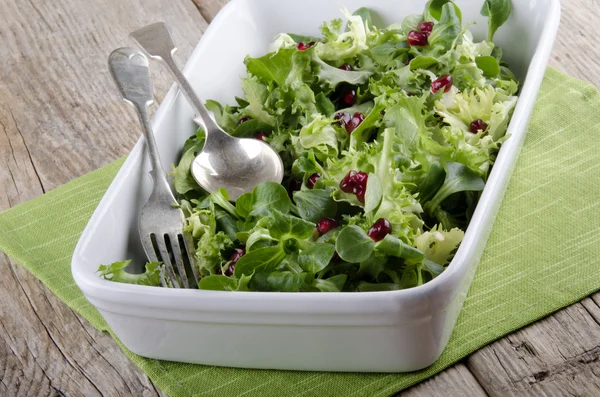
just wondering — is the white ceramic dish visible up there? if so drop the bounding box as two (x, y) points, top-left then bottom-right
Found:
(72, 0), (560, 372)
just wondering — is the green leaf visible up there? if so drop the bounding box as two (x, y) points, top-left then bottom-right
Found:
(269, 210), (315, 240)
(241, 78), (275, 125)
(428, 3), (462, 52)
(298, 243), (336, 273)
(315, 92), (335, 116)
(370, 43), (408, 66)
(352, 7), (372, 27)
(425, 162), (485, 213)
(267, 271), (306, 291)
(250, 182), (292, 218)
(207, 188), (238, 218)
(399, 265), (419, 288)
(234, 245), (286, 277)
(375, 234), (425, 261)
(423, 258), (445, 278)
(198, 275), (238, 291)
(313, 53), (372, 88)
(214, 208), (238, 241)
(426, 0), (462, 22)
(245, 48), (295, 86)
(417, 161), (446, 202)
(364, 173), (383, 214)
(172, 130), (204, 196)
(475, 55), (500, 77)
(401, 14), (423, 34)
(232, 119), (273, 138)
(409, 56), (440, 71)
(481, 0), (512, 42)
(293, 189), (337, 223)
(335, 225), (375, 263)
(313, 274), (347, 292)
(235, 192), (254, 219)
(97, 260), (162, 286)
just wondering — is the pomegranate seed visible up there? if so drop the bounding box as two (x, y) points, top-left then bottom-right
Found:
(344, 112), (365, 134)
(332, 252), (341, 263)
(407, 30), (428, 46)
(354, 184), (366, 203)
(352, 171), (368, 203)
(341, 89), (357, 106)
(297, 41), (315, 51)
(418, 21), (434, 35)
(431, 75), (453, 93)
(352, 171), (368, 186)
(238, 116), (251, 125)
(306, 173), (321, 189)
(340, 170), (357, 193)
(255, 132), (269, 141)
(338, 63), (352, 71)
(469, 119), (489, 134)
(224, 248), (245, 276)
(368, 218), (392, 242)
(334, 112), (351, 126)
(316, 217), (338, 235)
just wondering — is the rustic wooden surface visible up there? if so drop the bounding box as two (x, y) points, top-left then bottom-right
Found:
(0, 0), (599, 395)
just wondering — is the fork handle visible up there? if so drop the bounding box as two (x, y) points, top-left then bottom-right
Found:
(135, 104), (173, 197)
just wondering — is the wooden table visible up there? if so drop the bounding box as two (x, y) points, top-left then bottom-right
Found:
(1, 0), (599, 395)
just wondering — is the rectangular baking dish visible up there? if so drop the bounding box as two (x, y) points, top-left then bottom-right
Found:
(72, 0), (560, 372)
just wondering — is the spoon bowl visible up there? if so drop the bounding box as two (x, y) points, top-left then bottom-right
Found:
(130, 22), (284, 200)
(191, 133), (284, 200)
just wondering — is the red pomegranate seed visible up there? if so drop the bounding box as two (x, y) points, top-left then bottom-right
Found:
(344, 112), (365, 134)
(469, 119), (489, 134)
(238, 116), (251, 125)
(368, 218), (392, 242)
(338, 63), (352, 71)
(306, 173), (321, 189)
(354, 184), (366, 203)
(331, 252), (341, 263)
(431, 75), (453, 93)
(334, 112), (351, 126)
(297, 41), (316, 51)
(407, 30), (428, 46)
(418, 21), (434, 35)
(340, 170), (357, 193)
(352, 171), (368, 186)
(255, 132), (269, 141)
(342, 89), (357, 106)
(316, 217), (338, 235)
(225, 248), (246, 276)
(352, 171), (368, 203)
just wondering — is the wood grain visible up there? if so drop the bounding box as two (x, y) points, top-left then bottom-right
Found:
(0, 0), (206, 395)
(0, 0), (599, 396)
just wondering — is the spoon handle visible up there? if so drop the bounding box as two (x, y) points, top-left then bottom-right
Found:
(108, 47), (172, 196)
(130, 22), (224, 138)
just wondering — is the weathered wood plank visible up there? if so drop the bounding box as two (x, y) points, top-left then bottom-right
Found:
(467, 302), (600, 396)
(0, 0), (207, 395)
(548, 0), (600, 88)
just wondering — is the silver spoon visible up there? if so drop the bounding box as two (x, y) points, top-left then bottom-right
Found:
(130, 22), (284, 201)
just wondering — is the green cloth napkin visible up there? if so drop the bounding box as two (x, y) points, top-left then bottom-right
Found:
(1, 67), (599, 396)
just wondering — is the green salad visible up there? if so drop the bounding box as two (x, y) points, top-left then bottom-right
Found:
(99, 0), (518, 292)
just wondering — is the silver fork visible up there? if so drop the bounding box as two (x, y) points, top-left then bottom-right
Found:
(108, 47), (199, 288)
